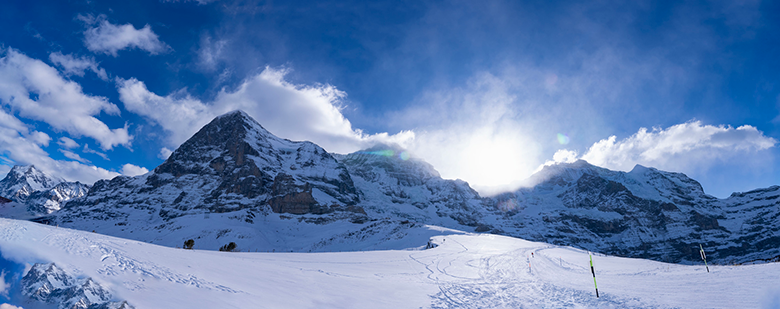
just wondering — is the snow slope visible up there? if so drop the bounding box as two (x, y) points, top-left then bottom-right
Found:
(1, 218), (778, 308)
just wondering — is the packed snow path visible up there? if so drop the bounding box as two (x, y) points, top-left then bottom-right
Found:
(1, 218), (778, 308)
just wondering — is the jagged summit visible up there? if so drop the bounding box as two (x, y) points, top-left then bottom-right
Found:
(58, 109), (363, 232)
(4, 165), (65, 192)
(0, 165), (88, 217)
(1, 165), (65, 202)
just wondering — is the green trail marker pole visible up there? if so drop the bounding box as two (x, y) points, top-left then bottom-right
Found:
(699, 244), (709, 273)
(590, 253), (599, 298)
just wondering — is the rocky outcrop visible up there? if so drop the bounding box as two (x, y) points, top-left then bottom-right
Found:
(0, 165), (89, 216)
(336, 144), (490, 231)
(22, 263), (133, 309)
(490, 160), (780, 264)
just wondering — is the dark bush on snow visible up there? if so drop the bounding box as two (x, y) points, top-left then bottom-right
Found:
(219, 242), (237, 252)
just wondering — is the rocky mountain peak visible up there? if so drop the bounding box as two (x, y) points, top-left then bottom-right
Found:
(6, 165), (64, 190)
(0, 165), (65, 203)
(62, 109), (361, 226)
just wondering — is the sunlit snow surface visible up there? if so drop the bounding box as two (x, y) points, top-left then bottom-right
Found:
(1, 218), (779, 308)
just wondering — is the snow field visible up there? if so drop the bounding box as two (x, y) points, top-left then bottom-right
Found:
(1, 218), (779, 308)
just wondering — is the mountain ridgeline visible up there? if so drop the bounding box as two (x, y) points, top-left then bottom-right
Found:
(0, 165), (89, 218)
(6, 110), (779, 264)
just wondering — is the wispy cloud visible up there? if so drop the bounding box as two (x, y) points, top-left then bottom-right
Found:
(60, 149), (91, 164)
(82, 144), (110, 161)
(0, 270), (8, 298)
(80, 14), (169, 56)
(49, 52), (108, 81)
(57, 137), (79, 149)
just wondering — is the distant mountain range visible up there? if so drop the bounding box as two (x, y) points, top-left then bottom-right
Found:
(3, 110), (778, 264)
(0, 165), (89, 218)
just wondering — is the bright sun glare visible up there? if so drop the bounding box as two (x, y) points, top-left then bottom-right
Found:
(459, 133), (534, 188)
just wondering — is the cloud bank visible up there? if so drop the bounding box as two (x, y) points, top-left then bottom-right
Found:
(0, 48), (131, 150)
(578, 121), (776, 173)
(117, 67), (413, 154)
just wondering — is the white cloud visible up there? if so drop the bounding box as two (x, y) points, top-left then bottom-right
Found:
(81, 14), (169, 56)
(117, 67), (412, 154)
(550, 149), (578, 165)
(60, 149), (90, 164)
(158, 147), (173, 160)
(0, 48), (132, 150)
(82, 144), (110, 161)
(197, 36), (228, 71)
(0, 270), (8, 297)
(120, 163), (149, 176)
(49, 52), (108, 81)
(57, 137), (79, 149)
(0, 304), (23, 309)
(0, 108), (119, 184)
(28, 131), (50, 147)
(578, 121), (776, 172)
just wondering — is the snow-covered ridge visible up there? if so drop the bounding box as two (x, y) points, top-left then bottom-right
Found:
(490, 160), (780, 264)
(22, 262), (133, 309)
(0, 165), (89, 217)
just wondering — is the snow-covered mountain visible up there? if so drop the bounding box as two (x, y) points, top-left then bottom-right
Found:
(40, 111), (432, 252)
(21, 262), (133, 309)
(0, 165), (89, 217)
(490, 160), (780, 264)
(10, 110), (780, 264)
(334, 144), (492, 231)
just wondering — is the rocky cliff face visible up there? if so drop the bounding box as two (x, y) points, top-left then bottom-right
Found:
(490, 160), (780, 264)
(335, 144), (492, 231)
(0, 165), (89, 216)
(60, 110), (362, 221)
(22, 262), (133, 309)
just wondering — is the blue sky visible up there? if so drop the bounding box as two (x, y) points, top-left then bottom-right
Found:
(0, 0), (779, 198)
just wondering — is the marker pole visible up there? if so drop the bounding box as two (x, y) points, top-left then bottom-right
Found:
(699, 244), (709, 273)
(590, 253), (599, 298)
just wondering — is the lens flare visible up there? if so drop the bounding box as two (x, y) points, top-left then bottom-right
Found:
(557, 133), (570, 145)
(363, 149), (411, 161)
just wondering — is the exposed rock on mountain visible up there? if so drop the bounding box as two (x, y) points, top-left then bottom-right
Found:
(335, 144), (491, 231)
(22, 262), (133, 309)
(0, 165), (65, 202)
(42, 110), (379, 251)
(0, 165), (89, 217)
(491, 160), (780, 264)
(62, 110), (362, 220)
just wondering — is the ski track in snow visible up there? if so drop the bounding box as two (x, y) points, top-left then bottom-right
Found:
(414, 237), (653, 309)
